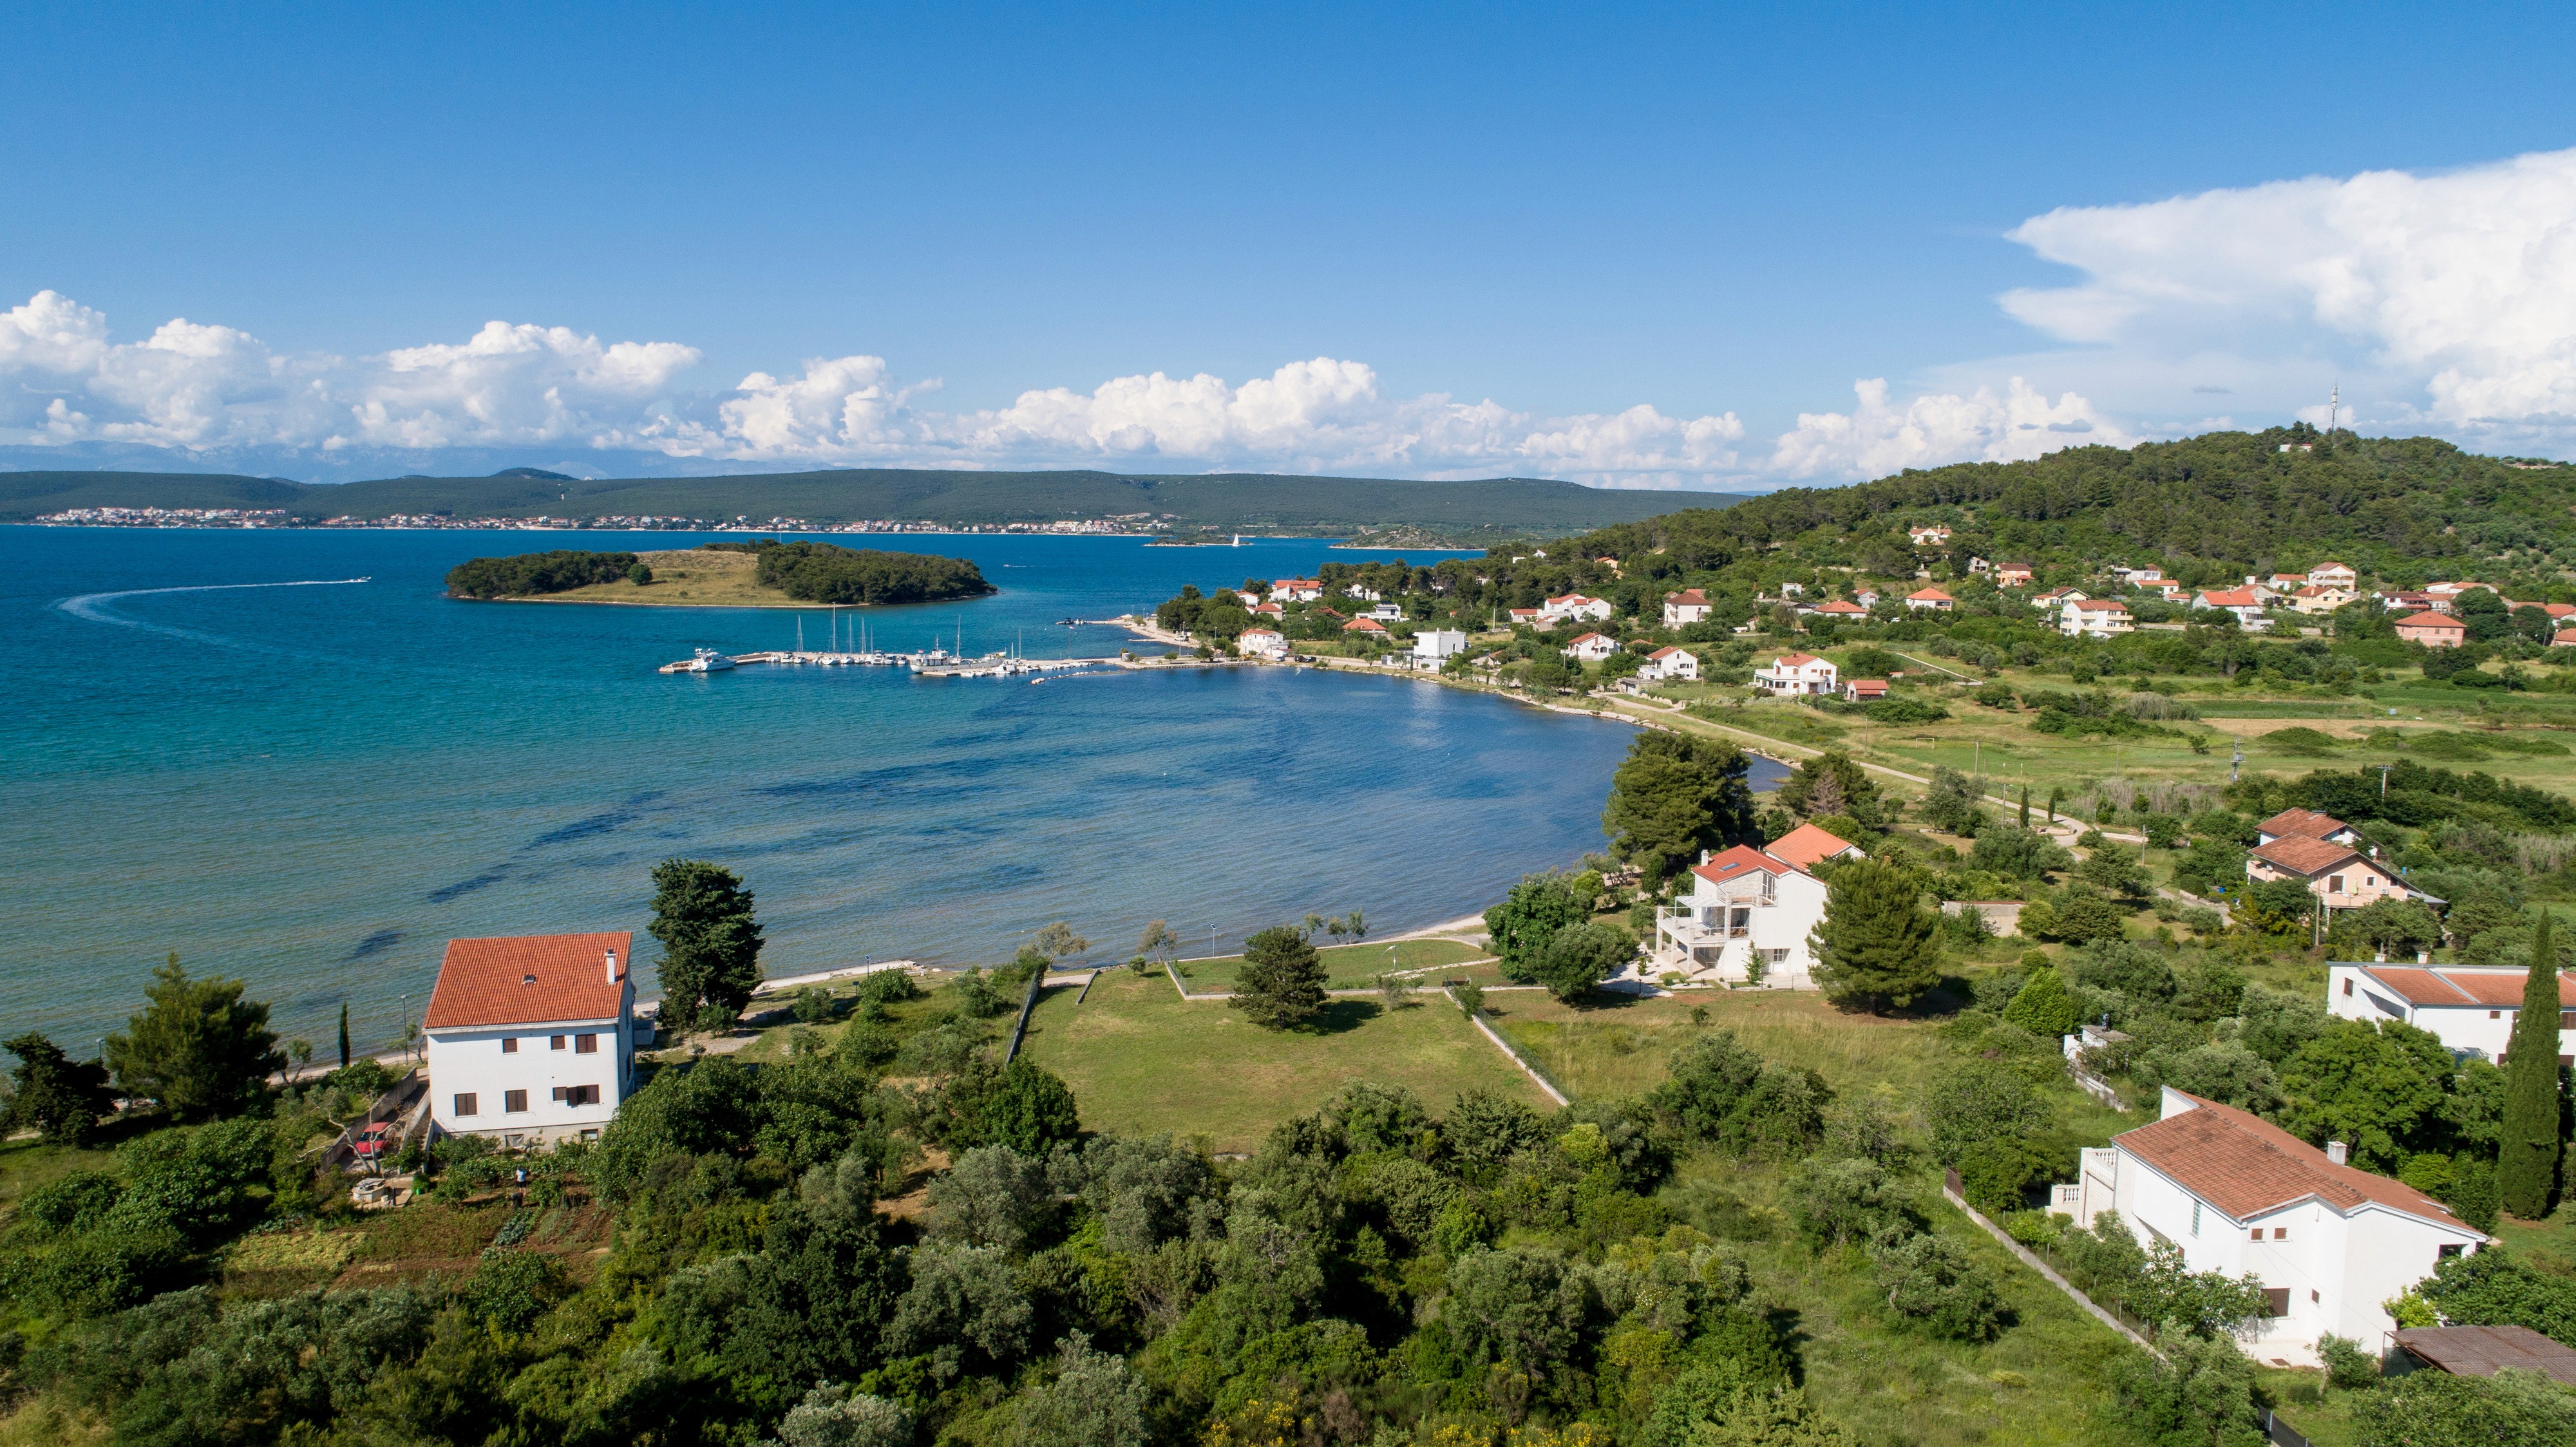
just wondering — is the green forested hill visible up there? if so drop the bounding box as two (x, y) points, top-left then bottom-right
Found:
(1570, 427), (2575, 589)
(0, 466), (1714, 535)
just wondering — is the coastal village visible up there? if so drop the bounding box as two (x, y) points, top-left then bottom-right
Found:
(15, 437), (2576, 1446)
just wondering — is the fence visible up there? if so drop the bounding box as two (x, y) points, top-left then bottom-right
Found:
(1450, 988), (1570, 1106)
(1003, 967), (1049, 1063)
(319, 1070), (426, 1171)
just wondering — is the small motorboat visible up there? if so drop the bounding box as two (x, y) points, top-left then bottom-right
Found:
(683, 648), (735, 673)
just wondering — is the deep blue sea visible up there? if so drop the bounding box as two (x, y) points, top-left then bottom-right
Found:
(5, 526), (1779, 1055)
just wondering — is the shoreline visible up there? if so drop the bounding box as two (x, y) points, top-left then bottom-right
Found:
(470, 591), (996, 610)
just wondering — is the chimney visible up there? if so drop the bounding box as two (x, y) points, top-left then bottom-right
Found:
(2418, 949), (2432, 965)
(605, 947), (619, 983)
(2374, 950), (2387, 963)
(2326, 1141), (2349, 1166)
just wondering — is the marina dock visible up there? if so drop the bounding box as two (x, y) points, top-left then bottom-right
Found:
(658, 648), (1109, 677)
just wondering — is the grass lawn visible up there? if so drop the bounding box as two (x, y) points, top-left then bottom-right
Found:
(0, 1136), (120, 1224)
(1015, 968), (1549, 1153)
(522, 547), (813, 608)
(1486, 990), (1958, 1104)
(1172, 938), (1488, 993)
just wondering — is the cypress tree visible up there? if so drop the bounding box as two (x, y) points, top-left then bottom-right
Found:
(337, 1003), (351, 1070)
(2498, 913), (2564, 1220)
(1811, 858), (1942, 1013)
(2003, 965), (2077, 1036)
(2018, 786), (2031, 830)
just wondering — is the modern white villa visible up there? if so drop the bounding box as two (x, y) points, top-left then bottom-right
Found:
(2056, 1088), (2486, 1368)
(1542, 592), (1615, 623)
(1753, 652), (1838, 695)
(2325, 961), (2576, 1063)
(424, 932), (639, 1146)
(1642, 645), (1698, 681)
(1662, 588), (1713, 627)
(1648, 824), (1860, 987)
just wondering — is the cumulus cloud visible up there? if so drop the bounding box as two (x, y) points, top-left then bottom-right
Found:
(2002, 146), (2576, 431)
(0, 288), (1755, 486)
(1767, 378), (2130, 479)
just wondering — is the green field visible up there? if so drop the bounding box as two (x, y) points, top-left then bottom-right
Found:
(1014, 967), (1549, 1152)
(1171, 937), (1488, 993)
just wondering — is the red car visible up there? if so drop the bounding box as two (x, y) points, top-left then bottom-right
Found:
(352, 1122), (396, 1162)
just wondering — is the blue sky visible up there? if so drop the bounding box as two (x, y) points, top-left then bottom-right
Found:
(8, 3), (2576, 486)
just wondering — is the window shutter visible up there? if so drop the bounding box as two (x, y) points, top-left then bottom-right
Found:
(2262, 1289), (2290, 1318)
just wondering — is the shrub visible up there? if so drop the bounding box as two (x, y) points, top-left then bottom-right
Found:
(1870, 1233), (2007, 1341)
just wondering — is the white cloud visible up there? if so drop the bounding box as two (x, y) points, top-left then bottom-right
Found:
(2002, 147), (2576, 433)
(1768, 378), (2131, 479)
(0, 289), (1756, 485)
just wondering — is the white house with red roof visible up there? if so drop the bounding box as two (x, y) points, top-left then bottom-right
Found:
(1562, 631), (1620, 662)
(1641, 645), (1698, 681)
(1801, 599), (1870, 621)
(1842, 678), (1888, 701)
(2307, 562), (2358, 589)
(2425, 581), (2494, 611)
(2056, 1088), (2486, 1367)
(1908, 524), (1951, 546)
(2031, 586), (2087, 608)
(1237, 627), (1289, 659)
(1269, 578), (1323, 601)
(2192, 588), (2271, 627)
(1662, 589), (1713, 627)
(1342, 617), (1388, 638)
(2060, 597), (2134, 638)
(1650, 825), (1862, 987)
(1752, 652), (1837, 695)
(1508, 607), (1548, 629)
(425, 932), (638, 1146)
(2394, 610), (2468, 648)
(1904, 587), (1954, 612)
(2327, 963), (2576, 1064)
(1542, 592), (1615, 623)
(2288, 583), (2356, 614)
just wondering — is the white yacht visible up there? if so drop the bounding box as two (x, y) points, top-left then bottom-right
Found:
(684, 648), (735, 672)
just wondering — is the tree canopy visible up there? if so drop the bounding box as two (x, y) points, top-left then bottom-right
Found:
(102, 956), (284, 1121)
(650, 859), (766, 1030)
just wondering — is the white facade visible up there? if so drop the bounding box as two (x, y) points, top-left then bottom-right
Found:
(1649, 836), (1850, 988)
(1662, 590), (1713, 627)
(1412, 629), (1468, 665)
(1562, 631), (1620, 662)
(1542, 593), (1615, 623)
(1238, 627), (1289, 659)
(2308, 562), (2358, 588)
(424, 933), (638, 1147)
(2326, 962), (2576, 1063)
(1904, 588), (1955, 611)
(1642, 646), (1698, 681)
(2058, 1089), (2485, 1368)
(1752, 652), (1837, 695)
(2060, 599), (2134, 638)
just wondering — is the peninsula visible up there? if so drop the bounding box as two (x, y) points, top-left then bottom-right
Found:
(444, 540), (996, 607)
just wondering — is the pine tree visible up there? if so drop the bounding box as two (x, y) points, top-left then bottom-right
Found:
(1810, 859), (1942, 1013)
(649, 859), (766, 1030)
(337, 1003), (351, 1070)
(2498, 913), (2564, 1220)
(1231, 925), (1329, 1029)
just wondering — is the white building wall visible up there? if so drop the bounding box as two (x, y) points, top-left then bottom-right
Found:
(428, 1009), (632, 1144)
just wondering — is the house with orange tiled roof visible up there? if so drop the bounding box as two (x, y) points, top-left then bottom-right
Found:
(1650, 825), (1861, 988)
(1996, 563), (2035, 587)
(2192, 587), (2271, 627)
(1802, 599), (1870, 620)
(425, 932), (638, 1146)
(2325, 962), (2576, 1064)
(1342, 616), (1388, 637)
(1542, 592), (1615, 623)
(2394, 610), (2467, 648)
(1904, 586), (1953, 611)
(1752, 651), (1837, 695)
(1641, 645), (1698, 681)
(2055, 1088), (2487, 1368)
(1661, 588), (1713, 627)
(1561, 630), (1620, 662)
(2307, 562), (2358, 588)
(2246, 836), (2422, 909)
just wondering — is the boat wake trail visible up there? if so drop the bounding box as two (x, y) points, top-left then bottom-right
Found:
(55, 577), (372, 648)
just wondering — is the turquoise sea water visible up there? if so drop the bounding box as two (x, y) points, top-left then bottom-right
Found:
(5, 526), (1779, 1055)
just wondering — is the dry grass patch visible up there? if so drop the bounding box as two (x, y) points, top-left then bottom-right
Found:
(1488, 990), (1955, 1102)
(528, 548), (809, 609)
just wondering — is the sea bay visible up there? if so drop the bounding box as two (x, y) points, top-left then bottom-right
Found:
(4, 525), (1781, 1054)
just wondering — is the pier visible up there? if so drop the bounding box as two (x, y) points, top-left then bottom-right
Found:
(658, 648), (1108, 677)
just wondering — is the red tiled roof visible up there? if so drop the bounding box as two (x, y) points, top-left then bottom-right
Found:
(1692, 844), (1792, 884)
(1649, 645), (1689, 658)
(1343, 618), (1386, 632)
(2196, 589), (2263, 607)
(1766, 823), (1857, 869)
(2548, 603), (2576, 619)
(1770, 652), (1823, 668)
(2251, 836), (2365, 876)
(2358, 967), (2479, 1006)
(1812, 600), (1868, 614)
(2386, 968), (2576, 1009)
(2118, 1093), (2473, 1229)
(2396, 610), (2465, 630)
(2072, 599), (2129, 612)
(1566, 631), (1611, 645)
(1907, 587), (1952, 600)
(1846, 679), (1888, 695)
(424, 932), (631, 1029)
(2260, 807), (2350, 840)
(1665, 589), (1710, 605)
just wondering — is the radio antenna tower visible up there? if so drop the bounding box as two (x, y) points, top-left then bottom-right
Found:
(2325, 383), (2340, 440)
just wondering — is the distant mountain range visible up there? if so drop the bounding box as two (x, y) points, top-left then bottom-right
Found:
(0, 466), (1747, 541)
